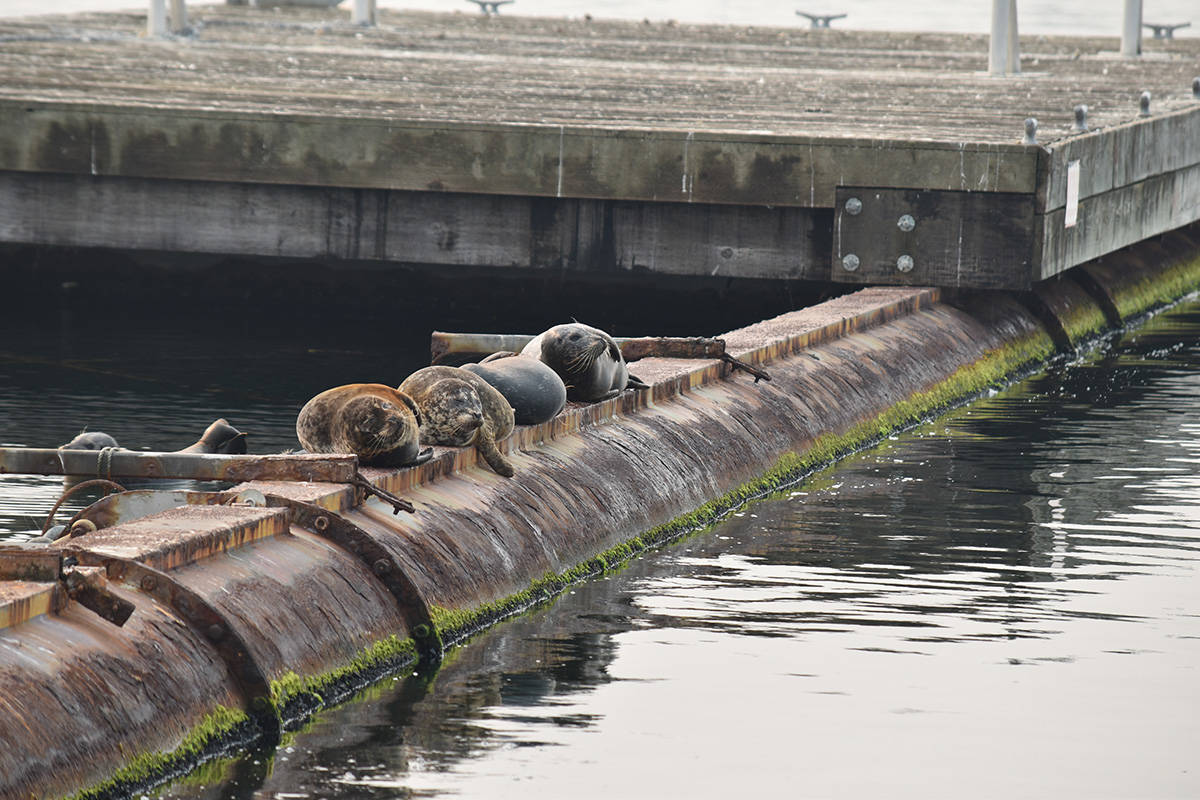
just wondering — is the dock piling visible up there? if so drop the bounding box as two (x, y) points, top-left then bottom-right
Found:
(988, 0), (1020, 76)
(352, 0), (376, 27)
(1121, 0), (1142, 56)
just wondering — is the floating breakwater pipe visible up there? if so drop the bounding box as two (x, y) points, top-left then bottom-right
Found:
(1, 222), (1199, 800)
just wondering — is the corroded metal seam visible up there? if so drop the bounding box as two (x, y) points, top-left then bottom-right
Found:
(57, 549), (283, 748)
(267, 497), (443, 664)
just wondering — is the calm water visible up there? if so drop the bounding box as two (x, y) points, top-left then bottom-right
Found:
(120, 296), (1200, 799)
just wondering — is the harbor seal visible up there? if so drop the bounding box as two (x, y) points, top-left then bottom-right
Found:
(178, 418), (248, 454)
(295, 384), (429, 468)
(463, 354), (567, 425)
(520, 322), (648, 403)
(59, 431), (121, 450)
(399, 366), (515, 477)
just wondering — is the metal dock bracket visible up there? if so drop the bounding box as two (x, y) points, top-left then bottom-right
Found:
(833, 186), (1035, 289)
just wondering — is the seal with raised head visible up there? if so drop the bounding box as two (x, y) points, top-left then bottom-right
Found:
(296, 383), (429, 468)
(59, 431), (121, 451)
(463, 353), (567, 425)
(178, 418), (248, 454)
(520, 322), (648, 403)
(398, 365), (516, 477)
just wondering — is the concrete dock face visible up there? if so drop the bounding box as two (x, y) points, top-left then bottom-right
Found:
(0, 8), (1197, 288)
(2, 223), (1198, 799)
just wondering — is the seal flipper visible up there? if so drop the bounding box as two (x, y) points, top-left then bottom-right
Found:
(626, 374), (650, 390)
(474, 419), (514, 477)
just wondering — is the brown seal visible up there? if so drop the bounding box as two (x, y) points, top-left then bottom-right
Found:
(520, 322), (648, 403)
(178, 418), (248, 454)
(295, 383), (428, 468)
(398, 366), (515, 477)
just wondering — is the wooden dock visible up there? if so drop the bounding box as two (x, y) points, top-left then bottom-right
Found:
(0, 5), (1197, 289)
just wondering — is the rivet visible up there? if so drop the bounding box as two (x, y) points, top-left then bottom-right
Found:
(1023, 117), (1038, 145)
(897, 214), (916, 232)
(897, 255), (915, 273)
(844, 197), (863, 215)
(206, 623), (225, 641)
(1072, 104), (1088, 133)
(373, 558), (391, 576)
(140, 575), (157, 592)
(314, 516), (329, 531)
(413, 624), (431, 639)
(841, 253), (860, 272)
(1139, 91), (1151, 117)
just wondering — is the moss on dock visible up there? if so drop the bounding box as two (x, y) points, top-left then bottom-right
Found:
(65, 705), (252, 800)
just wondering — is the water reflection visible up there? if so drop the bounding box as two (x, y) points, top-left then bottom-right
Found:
(151, 298), (1200, 799)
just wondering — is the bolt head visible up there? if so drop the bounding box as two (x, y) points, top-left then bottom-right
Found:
(897, 214), (916, 232)
(140, 575), (157, 592)
(373, 558), (391, 576)
(844, 197), (863, 216)
(897, 255), (915, 273)
(314, 516), (330, 531)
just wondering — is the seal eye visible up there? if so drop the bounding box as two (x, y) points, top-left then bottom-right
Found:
(569, 332), (580, 340)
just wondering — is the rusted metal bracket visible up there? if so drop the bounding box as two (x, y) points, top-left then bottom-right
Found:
(266, 497), (443, 665)
(59, 548), (283, 746)
(0, 548), (143, 628)
(720, 353), (771, 383)
(350, 474), (416, 515)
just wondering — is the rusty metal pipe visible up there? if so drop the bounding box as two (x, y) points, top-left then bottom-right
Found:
(0, 449), (359, 483)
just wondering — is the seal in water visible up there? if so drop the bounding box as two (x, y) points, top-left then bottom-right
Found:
(399, 366), (516, 477)
(462, 353), (567, 425)
(520, 322), (648, 403)
(59, 431), (121, 450)
(295, 384), (430, 468)
(178, 418), (248, 454)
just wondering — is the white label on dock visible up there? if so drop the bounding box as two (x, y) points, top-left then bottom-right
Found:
(1065, 159), (1081, 228)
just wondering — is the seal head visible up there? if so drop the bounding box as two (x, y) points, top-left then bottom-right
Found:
(296, 384), (427, 468)
(399, 366), (515, 477)
(521, 322), (641, 403)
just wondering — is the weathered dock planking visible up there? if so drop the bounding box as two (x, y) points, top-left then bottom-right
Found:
(0, 6), (1197, 289)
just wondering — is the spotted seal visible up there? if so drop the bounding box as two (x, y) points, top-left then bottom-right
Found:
(463, 353), (567, 425)
(520, 322), (648, 403)
(398, 365), (515, 477)
(295, 383), (429, 467)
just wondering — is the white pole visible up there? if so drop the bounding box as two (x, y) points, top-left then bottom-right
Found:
(168, 0), (187, 34)
(1120, 0), (1142, 56)
(989, 0), (1019, 75)
(352, 0), (376, 26)
(148, 0), (167, 37)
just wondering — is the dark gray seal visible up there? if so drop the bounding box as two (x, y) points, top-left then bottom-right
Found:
(295, 383), (429, 468)
(399, 366), (515, 477)
(520, 322), (648, 403)
(463, 353), (567, 425)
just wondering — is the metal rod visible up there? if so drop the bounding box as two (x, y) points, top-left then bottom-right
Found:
(1121, 0), (1142, 57)
(430, 332), (729, 364)
(148, 0), (167, 37)
(0, 448), (360, 483)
